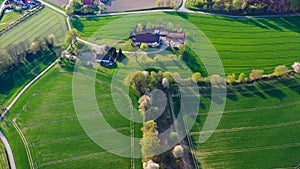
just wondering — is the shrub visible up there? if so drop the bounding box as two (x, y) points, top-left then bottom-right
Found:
(140, 43), (149, 51)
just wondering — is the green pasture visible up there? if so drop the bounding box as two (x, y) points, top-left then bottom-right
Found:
(191, 76), (300, 169)
(3, 61), (142, 169)
(0, 7), (67, 49)
(0, 11), (24, 31)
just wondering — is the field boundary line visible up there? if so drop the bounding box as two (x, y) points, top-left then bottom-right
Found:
(197, 141), (300, 156)
(12, 118), (35, 169)
(191, 119), (300, 135)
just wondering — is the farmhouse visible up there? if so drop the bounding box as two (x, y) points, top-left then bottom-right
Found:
(131, 33), (161, 47)
(163, 33), (186, 48)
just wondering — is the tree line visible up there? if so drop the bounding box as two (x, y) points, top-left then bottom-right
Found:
(0, 34), (56, 76)
(187, 0), (300, 14)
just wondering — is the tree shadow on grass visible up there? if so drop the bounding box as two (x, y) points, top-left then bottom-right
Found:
(245, 85), (267, 99)
(278, 78), (300, 95)
(258, 82), (286, 100)
(71, 17), (84, 32)
(235, 85), (254, 98)
(226, 87), (238, 101)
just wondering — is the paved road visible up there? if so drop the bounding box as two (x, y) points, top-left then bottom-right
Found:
(0, 0), (8, 17)
(0, 131), (16, 169)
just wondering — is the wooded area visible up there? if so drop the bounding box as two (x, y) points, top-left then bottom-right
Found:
(187, 0), (300, 14)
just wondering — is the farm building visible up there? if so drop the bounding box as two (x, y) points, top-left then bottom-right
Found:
(163, 33), (186, 48)
(131, 33), (161, 47)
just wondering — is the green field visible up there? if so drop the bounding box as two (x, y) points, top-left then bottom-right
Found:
(0, 11), (24, 31)
(0, 140), (9, 169)
(0, 6), (68, 107)
(72, 12), (300, 75)
(3, 60), (143, 169)
(191, 76), (300, 168)
(1, 10), (300, 169)
(0, 7), (67, 49)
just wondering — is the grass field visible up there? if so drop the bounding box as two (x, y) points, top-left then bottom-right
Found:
(0, 7), (67, 49)
(191, 76), (300, 168)
(72, 12), (300, 75)
(3, 60), (143, 169)
(0, 140), (9, 169)
(2, 11), (300, 169)
(0, 11), (24, 31)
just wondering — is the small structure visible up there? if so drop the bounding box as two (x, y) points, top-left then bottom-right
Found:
(131, 33), (161, 47)
(82, 0), (93, 5)
(96, 47), (119, 67)
(163, 33), (186, 48)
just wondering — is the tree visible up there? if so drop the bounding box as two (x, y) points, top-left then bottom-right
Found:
(237, 73), (247, 83)
(250, 69), (264, 80)
(140, 43), (149, 51)
(64, 29), (79, 47)
(273, 65), (289, 76)
(210, 74), (226, 86)
(29, 42), (39, 54)
(140, 120), (161, 162)
(172, 145), (184, 158)
(192, 72), (202, 83)
(47, 34), (55, 46)
(156, 0), (163, 7)
(139, 95), (152, 117)
(162, 78), (169, 88)
(226, 74), (236, 84)
(292, 62), (300, 73)
(143, 160), (159, 169)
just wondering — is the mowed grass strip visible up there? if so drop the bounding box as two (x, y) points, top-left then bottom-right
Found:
(0, 7), (67, 48)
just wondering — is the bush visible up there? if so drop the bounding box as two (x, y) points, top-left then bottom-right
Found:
(140, 43), (149, 51)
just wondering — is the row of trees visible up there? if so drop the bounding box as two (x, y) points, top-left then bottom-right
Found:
(132, 20), (183, 34)
(188, 0), (300, 14)
(191, 63), (300, 85)
(66, 0), (100, 15)
(0, 34), (56, 75)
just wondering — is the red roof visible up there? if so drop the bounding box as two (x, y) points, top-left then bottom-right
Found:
(134, 34), (160, 44)
(167, 33), (185, 39)
(83, 0), (93, 5)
